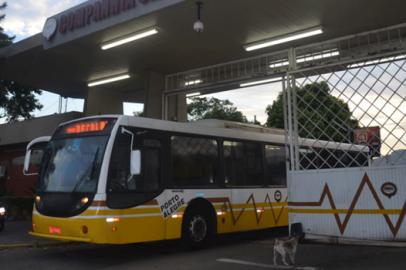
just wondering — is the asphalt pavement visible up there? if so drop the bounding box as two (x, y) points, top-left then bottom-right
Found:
(0, 220), (65, 249)
(0, 227), (406, 270)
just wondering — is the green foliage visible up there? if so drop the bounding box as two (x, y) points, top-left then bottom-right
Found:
(133, 111), (145, 117)
(0, 80), (43, 122)
(0, 2), (42, 122)
(265, 93), (284, 129)
(266, 82), (359, 141)
(187, 97), (248, 123)
(250, 118), (261, 125)
(0, 3), (13, 47)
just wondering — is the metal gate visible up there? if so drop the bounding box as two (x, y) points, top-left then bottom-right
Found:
(286, 24), (406, 241)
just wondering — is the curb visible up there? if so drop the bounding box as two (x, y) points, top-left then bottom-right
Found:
(0, 241), (78, 250)
(304, 237), (406, 248)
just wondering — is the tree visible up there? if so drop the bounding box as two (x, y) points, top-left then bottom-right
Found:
(0, 3), (12, 46)
(133, 111), (144, 117)
(265, 93), (285, 129)
(0, 2), (42, 122)
(187, 97), (248, 123)
(0, 80), (42, 122)
(265, 81), (358, 141)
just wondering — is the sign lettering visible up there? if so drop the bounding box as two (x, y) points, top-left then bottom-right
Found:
(159, 194), (185, 219)
(44, 0), (164, 40)
(381, 182), (397, 198)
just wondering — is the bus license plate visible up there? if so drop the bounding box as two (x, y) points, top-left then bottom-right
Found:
(49, 226), (61, 234)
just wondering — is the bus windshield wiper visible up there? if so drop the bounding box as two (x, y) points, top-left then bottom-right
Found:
(72, 148), (100, 193)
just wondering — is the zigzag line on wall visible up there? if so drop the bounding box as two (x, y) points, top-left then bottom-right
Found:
(289, 173), (406, 236)
(210, 194), (287, 226)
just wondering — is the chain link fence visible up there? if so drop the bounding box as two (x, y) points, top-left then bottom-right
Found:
(286, 53), (406, 170)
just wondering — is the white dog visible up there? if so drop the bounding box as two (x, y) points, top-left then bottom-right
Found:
(273, 237), (299, 266)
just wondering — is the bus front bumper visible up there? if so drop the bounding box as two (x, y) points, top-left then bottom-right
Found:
(29, 231), (91, 243)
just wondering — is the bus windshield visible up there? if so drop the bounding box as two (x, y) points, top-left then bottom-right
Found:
(38, 136), (109, 193)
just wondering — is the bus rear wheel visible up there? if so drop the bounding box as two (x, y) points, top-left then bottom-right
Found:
(182, 211), (212, 249)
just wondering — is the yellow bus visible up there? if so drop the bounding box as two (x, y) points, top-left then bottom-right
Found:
(25, 116), (368, 246)
(23, 116), (291, 246)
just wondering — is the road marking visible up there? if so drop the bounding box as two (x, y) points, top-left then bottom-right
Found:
(216, 258), (320, 270)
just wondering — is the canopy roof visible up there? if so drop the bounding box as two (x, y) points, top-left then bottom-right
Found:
(1, 0), (405, 99)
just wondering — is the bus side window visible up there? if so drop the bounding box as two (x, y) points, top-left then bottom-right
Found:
(171, 136), (218, 187)
(265, 145), (286, 187)
(131, 139), (161, 192)
(108, 130), (161, 193)
(223, 141), (263, 187)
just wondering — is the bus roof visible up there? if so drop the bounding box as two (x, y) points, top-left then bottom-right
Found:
(58, 115), (368, 152)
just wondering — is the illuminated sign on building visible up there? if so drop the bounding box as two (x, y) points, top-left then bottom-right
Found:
(57, 0), (138, 35)
(42, 0), (182, 48)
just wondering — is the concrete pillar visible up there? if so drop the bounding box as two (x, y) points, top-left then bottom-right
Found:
(84, 88), (123, 116)
(167, 93), (187, 122)
(144, 71), (187, 122)
(144, 71), (164, 119)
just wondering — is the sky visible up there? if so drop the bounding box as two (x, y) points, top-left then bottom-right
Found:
(202, 83), (282, 124)
(2, 0), (88, 120)
(1, 0), (281, 125)
(3, 0), (84, 38)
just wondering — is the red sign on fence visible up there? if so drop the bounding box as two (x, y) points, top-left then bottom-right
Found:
(354, 127), (381, 157)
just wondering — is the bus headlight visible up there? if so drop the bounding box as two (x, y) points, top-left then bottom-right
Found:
(75, 197), (89, 209)
(80, 197), (89, 205)
(0, 207), (6, 216)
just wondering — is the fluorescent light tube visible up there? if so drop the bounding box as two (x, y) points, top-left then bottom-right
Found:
(185, 79), (203, 86)
(88, 74), (130, 87)
(269, 49), (340, 68)
(240, 77), (282, 87)
(347, 54), (406, 68)
(101, 27), (158, 50)
(269, 60), (289, 69)
(186, 92), (201, 98)
(245, 27), (323, 52)
(297, 49), (339, 63)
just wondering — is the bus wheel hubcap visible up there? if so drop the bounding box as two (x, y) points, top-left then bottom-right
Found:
(189, 215), (207, 242)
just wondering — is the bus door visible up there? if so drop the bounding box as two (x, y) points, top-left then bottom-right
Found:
(107, 127), (166, 242)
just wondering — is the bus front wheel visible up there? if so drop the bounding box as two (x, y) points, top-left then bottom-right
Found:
(182, 211), (212, 249)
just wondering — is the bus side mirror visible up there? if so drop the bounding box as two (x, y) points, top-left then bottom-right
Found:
(130, 150), (141, 176)
(23, 136), (51, 176)
(23, 150), (36, 176)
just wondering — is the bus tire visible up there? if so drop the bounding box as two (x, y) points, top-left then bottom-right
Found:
(182, 209), (213, 249)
